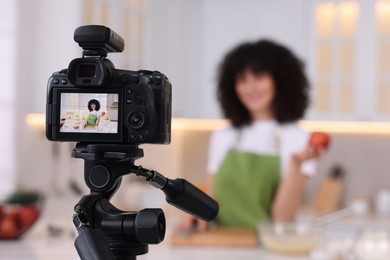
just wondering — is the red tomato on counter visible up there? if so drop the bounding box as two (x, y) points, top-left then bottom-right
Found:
(0, 205), (39, 239)
(19, 206), (39, 229)
(0, 204), (4, 220)
(309, 132), (330, 150)
(0, 216), (19, 239)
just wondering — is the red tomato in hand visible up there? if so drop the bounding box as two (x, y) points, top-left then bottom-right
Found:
(309, 132), (330, 150)
(101, 111), (105, 116)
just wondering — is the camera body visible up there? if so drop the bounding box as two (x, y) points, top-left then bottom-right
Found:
(46, 25), (172, 144)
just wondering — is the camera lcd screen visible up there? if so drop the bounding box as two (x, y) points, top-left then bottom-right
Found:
(60, 93), (119, 134)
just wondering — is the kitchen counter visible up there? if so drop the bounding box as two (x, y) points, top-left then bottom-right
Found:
(0, 212), (315, 260)
(2, 213), (390, 260)
(1, 195), (389, 260)
(0, 224), (309, 260)
(0, 218), (390, 260)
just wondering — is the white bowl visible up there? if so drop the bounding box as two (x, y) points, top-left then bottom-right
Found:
(258, 222), (320, 254)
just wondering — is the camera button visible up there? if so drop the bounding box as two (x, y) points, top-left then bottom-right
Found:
(131, 76), (140, 84)
(127, 89), (133, 94)
(126, 99), (133, 104)
(61, 79), (68, 85)
(119, 74), (129, 84)
(138, 70), (152, 75)
(155, 78), (162, 85)
(129, 133), (137, 140)
(137, 134), (145, 140)
(53, 79), (60, 85)
(148, 78), (154, 84)
(135, 98), (143, 105)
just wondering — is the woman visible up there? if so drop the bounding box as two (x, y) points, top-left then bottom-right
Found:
(182, 39), (324, 231)
(84, 99), (102, 127)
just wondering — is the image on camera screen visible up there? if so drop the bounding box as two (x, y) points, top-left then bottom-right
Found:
(60, 93), (119, 133)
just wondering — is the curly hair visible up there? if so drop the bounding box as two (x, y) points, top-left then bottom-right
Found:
(87, 99), (101, 111)
(216, 39), (309, 127)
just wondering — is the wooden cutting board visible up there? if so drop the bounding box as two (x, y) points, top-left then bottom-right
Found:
(170, 227), (258, 247)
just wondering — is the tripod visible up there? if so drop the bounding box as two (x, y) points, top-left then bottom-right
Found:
(71, 143), (218, 260)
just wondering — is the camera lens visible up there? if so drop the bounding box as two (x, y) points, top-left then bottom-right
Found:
(128, 111), (146, 130)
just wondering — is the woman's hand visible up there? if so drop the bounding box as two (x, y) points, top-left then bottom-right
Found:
(178, 175), (215, 232)
(291, 145), (325, 166)
(179, 215), (208, 233)
(96, 115), (102, 125)
(273, 145), (323, 222)
(292, 132), (330, 165)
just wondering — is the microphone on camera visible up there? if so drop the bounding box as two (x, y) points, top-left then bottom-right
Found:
(131, 166), (219, 222)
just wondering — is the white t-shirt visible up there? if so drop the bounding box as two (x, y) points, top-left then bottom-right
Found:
(207, 120), (316, 177)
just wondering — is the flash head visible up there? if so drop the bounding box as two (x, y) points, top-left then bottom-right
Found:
(74, 25), (124, 57)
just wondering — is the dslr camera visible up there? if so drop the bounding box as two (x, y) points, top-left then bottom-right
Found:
(46, 25), (171, 144)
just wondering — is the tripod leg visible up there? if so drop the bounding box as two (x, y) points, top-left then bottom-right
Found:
(75, 226), (114, 260)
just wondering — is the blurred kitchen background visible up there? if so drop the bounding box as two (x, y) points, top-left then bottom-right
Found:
(2, 0), (390, 258)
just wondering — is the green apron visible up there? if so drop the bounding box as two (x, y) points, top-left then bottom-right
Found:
(87, 113), (98, 126)
(213, 130), (281, 228)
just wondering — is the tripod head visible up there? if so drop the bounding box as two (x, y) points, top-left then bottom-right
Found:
(71, 143), (219, 260)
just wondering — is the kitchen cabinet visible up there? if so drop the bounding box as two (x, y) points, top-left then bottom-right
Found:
(309, 0), (390, 121)
(146, 0), (390, 121)
(145, 0), (311, 119)
(22, 0), (390, 120)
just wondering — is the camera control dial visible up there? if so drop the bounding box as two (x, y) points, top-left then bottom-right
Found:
(128, 111), (147, 130)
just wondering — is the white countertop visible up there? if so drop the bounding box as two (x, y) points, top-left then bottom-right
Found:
(1, 196), (389, 260)
(0, 221), (309, 260)
(4, 215), (389, 260)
